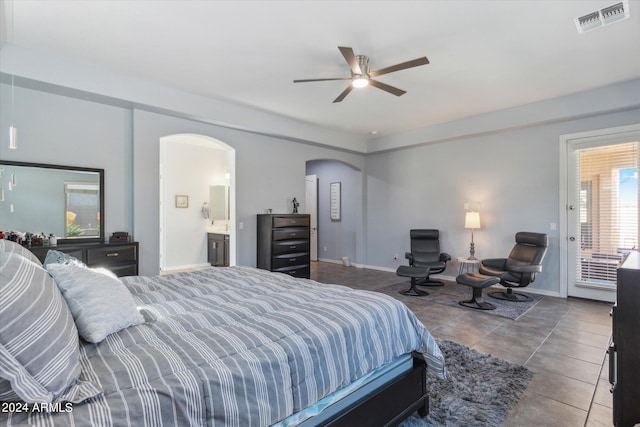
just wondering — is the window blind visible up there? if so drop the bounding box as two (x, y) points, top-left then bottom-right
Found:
(576, 141), (638, 284)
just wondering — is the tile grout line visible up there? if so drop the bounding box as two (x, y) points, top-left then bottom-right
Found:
(523, 307), (571, 366)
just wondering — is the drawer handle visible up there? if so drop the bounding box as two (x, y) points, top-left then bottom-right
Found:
(106, 252), (120, 257)
(289, 245), (298, 249)
(290, 233), (297, 236)
(289, 258), (297, 262)
(290, 220), (297, 224)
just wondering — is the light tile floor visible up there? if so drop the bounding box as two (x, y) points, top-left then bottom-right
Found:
(310, 261), (614, 427)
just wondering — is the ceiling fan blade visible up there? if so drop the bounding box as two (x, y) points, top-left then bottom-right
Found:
(369, 57), (429, 77)
(333, 85), (354, 103)
(338, 46), (362, 75)
(368, 79), (406, 97)
(293, 77), (351, 83)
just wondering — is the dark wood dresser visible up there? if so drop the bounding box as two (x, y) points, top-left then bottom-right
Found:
(257, 214), (310, 278)
(610, 250), (640, 427)
(29, 241), (139, 277)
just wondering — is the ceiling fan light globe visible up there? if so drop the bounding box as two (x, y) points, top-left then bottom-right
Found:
(352, 77), (369, 88)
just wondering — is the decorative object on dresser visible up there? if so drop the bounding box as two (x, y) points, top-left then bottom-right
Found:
(610, 250), (640, 427)
(207, 233), (229, 267)
(29, 241), (139, 277)
(257, 214), (311, 278)
(109, 231), (131, 243)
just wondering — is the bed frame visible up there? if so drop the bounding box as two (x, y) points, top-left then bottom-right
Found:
(300, 354), (429, 426)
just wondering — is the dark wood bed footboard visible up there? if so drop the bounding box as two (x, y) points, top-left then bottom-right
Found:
(321, 355), (429, 427)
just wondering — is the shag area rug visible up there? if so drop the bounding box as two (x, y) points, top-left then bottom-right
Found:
(391, 280), (543, 320)
(400, 339), (533, 427)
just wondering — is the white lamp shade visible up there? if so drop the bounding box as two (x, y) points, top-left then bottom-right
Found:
(465, 211), (481, 229)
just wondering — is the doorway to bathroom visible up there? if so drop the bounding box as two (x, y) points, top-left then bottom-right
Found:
(159, 134), (235, 272)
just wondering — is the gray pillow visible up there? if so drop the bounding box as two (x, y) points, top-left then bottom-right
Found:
(47, 263), (145, 343)
(43, 249), (86, 267)
(0, 252), (100, 404)
(0, 239), (42, 266)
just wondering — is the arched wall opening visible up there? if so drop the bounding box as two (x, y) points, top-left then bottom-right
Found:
(159, 133), (236, 272)
(306, 159), (363, 266)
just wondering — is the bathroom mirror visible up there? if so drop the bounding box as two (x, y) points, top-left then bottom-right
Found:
(0, 160), (104, 244)
(210, 185), (227, 221)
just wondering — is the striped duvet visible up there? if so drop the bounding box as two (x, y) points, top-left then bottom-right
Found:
(2, 266), (445, 426)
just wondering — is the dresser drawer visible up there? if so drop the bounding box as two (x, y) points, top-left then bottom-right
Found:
(273, 216), (310, 228)
(87, 245), (137, 266)
(273, 253), (310, 269)
(273, 228), (310, 241)
(274, 265), (311, 279)
(272, 239), (310, 255)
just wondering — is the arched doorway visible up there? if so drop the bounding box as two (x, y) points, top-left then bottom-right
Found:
(306, 159), (363, 267)
(159, 134), (235, 272)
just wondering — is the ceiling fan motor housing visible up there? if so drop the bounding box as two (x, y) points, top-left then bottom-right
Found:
(353, 55), (370, 78)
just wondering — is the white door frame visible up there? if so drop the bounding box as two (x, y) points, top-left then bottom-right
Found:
(305, 174), (318, 261)
(559, 123), (640, 301)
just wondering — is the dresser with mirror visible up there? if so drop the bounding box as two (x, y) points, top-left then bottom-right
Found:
(0, 160), (138, 276)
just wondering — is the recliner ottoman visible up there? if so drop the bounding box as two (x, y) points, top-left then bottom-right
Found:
(456, 272), (500, 310)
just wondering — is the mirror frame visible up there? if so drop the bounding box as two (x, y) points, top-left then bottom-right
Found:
(1, 160), (105, 245)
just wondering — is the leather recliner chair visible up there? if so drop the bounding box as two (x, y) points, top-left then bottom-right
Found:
(480, 232), (548, 302)
(396, 229), (451, 296)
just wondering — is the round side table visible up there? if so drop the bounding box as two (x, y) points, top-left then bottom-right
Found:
(457, 257), (481, 274)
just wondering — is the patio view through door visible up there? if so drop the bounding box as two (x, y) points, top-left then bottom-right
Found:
(564, 126), (639, 302)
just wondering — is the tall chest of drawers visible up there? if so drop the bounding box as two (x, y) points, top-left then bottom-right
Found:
(610, 251), (640, 427)
(257, 214), (311, 278)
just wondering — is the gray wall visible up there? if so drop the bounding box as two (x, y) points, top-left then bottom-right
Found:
(132, 110), (365, 275)
(0, 83), (365, 275)
(365, 107), (640, 296)
(0, 84), (132, 238)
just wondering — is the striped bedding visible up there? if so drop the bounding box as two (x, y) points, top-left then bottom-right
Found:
(2, 266), (445, 426)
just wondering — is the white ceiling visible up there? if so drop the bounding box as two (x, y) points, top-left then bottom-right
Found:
(2, 0), (640, 139)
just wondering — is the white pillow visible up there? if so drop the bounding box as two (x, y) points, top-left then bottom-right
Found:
(46, 263), (145, 343)
(43, 249), (86, 267)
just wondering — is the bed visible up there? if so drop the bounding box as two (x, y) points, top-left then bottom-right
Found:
(0, 240), (446, 426)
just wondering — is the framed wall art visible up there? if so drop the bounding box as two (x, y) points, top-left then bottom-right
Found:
(330, 182), (341, 221)
(175, 195), (189, 208)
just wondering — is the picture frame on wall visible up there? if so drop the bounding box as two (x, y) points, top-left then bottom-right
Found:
(175, 195), (189, 208)
(330, 182), (341, 221)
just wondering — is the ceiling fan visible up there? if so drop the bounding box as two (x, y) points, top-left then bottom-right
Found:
(293, 46), (429, 103)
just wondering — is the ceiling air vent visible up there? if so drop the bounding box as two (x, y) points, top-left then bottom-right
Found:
(575, 1), (630, 33)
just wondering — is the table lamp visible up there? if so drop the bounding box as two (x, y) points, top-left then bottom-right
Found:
(465, 211), (481, 259)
